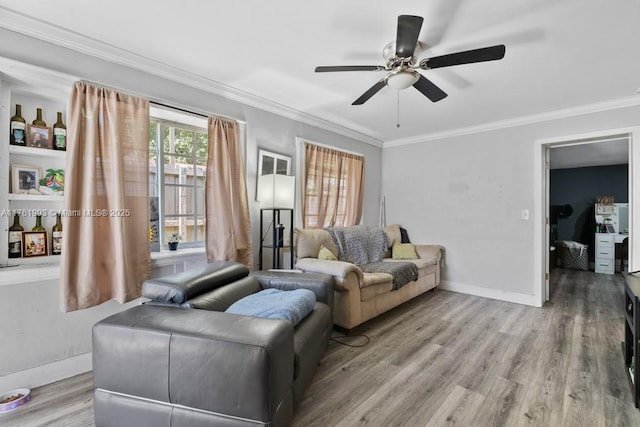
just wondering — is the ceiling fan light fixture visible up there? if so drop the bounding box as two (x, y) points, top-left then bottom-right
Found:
(386, 70), (419, 90)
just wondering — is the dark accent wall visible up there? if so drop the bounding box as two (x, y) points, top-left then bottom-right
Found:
(550, 164), (628, 255)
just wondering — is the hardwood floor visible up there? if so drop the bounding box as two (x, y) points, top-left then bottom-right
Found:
(3, 268), (639, 426)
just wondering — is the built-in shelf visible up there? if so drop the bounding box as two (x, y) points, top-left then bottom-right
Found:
(6, 256), (60, 267)
(8, 193), (64, 202)
(8, 145), (66, 159)
(1, 59), (73, 268)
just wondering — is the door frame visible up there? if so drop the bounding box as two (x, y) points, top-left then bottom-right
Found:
(534, 126), (640, 306)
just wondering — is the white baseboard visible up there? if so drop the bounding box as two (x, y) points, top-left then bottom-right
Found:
(440, 280), (540, 307)
(0, 352), (92, 392)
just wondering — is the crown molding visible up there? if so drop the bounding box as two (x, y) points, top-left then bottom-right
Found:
(0, 7), (382, 148)
(384, 95), (640, 148)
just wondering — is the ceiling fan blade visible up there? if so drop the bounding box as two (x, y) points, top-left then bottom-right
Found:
(315, 65), (385, 72)
(413, 75), (447, 102)
(396, 15), (424, 58)
(352, 79), (387, 105)
(423, 44), (506, 69)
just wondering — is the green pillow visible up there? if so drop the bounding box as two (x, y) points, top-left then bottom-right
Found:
(392, 241), (418, 260)
(318, 245), (337, 260)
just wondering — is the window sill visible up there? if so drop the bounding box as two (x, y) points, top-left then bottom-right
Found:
(151, 247), (206, 266)
(0, 248), (207, 287)
(0, 262), (60, 287)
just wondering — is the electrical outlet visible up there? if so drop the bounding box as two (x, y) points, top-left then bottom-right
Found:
(521, 209), (529, 220)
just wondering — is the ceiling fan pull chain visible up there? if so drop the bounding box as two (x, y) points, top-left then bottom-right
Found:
(396, 90), (401, 128)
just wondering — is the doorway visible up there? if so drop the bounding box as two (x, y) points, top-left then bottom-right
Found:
(547, 139), (629, 300)
(534, 127), (640, 305)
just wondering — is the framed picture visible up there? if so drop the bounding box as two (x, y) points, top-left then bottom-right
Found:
(257, 149), (291, 200)
(26, 125), (52, 149)
(605, 224), (616, 234)
(38, 169), (64, 195)
(22, 231), (48, 257)
(11, 164), (41, 194)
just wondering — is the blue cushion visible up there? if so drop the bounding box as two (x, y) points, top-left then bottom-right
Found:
(225, 288), (316, 326)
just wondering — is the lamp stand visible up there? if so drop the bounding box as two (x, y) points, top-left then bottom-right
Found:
(259, 208), (294, 270)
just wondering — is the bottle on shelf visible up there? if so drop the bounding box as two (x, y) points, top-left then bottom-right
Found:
(8, 214), (24, 258)
(53, 112), (66, 151)
(52, 214), (63, 255)
(32, 108), (47, 126)
(32, 215), (45, 232)
(10, 104), (26, 146)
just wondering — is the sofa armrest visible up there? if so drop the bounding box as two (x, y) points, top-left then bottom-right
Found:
(415, 244), (445, 267)
(251, 270), (334, 313)
(93, 305), (293, 424)
(295, 258), (364, 288)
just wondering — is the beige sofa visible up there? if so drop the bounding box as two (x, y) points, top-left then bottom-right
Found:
(294, 224), (444, 330)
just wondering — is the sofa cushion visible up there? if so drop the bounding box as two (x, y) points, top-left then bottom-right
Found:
(384, 257), (437, 270)
(325, 225), (388, 265)
(360, 272), (393, 301)
(382, 224), (402, 258)
(225, 288), (316, 326)
(383, 224), (402, 246)
(295, 228), (338, 260)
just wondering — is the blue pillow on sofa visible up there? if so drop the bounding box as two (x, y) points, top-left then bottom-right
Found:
(225, 288), (316, 326)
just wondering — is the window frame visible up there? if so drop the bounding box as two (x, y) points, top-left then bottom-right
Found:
(150, 117), (207, 249)
(295, 137), (365, 228)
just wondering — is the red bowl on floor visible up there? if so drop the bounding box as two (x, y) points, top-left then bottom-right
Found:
(0, 388), (31, 413)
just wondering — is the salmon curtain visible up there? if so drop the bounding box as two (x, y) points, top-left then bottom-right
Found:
(205, 117), (253, 266)
(60, 82), (150, 311)
(303, 143), (364, 228)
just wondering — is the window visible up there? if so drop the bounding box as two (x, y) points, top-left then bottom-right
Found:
(149, 111), (207, 247)
(258, 149), (291, 176)
(302, 142), (364, 228)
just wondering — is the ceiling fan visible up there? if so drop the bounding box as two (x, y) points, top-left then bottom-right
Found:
(315, 15), (506, 105)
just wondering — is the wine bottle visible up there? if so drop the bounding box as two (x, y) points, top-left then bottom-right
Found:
(32, 108), (46, 126)
(52, 214), (62, 255)
(32, 215), (45, 231)
(10, 104), (26, 146)
(8, 214), (24, 258)
(53, 112), (66, 151)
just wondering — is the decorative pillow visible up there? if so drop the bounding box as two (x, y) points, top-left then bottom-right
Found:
(399, 226), (411, 243)
(318, 244), (337, 260)
(392, 241), (418, 260)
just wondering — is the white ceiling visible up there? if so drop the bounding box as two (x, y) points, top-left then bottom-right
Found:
(0, 0), (639, 146)
(550, 138), (629, 169)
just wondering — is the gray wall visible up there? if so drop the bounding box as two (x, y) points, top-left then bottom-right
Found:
(383, 104), (640, 299)
(550, 164), (628, 246)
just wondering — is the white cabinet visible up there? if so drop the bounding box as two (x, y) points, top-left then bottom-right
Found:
(595, 233), (615, 274)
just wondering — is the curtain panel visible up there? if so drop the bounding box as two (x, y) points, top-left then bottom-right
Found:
(60, 82), (150, 312)
(205, 117), (253, 266)
(303, 143), (365, 228)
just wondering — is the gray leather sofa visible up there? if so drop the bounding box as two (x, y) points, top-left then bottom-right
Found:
(92, 261), (333, 427)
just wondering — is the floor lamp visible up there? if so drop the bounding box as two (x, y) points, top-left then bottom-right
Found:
(257, 174), (295, 269)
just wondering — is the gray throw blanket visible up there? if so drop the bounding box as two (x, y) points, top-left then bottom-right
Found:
(325, 225), (388, 266)
(360, 261), (419, 290)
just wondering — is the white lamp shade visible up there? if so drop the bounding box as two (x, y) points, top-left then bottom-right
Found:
(386, 70), (419, 90)
(257, 174), (295, 209)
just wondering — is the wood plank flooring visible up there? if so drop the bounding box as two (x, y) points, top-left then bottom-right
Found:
(2, 268), (639, 426)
